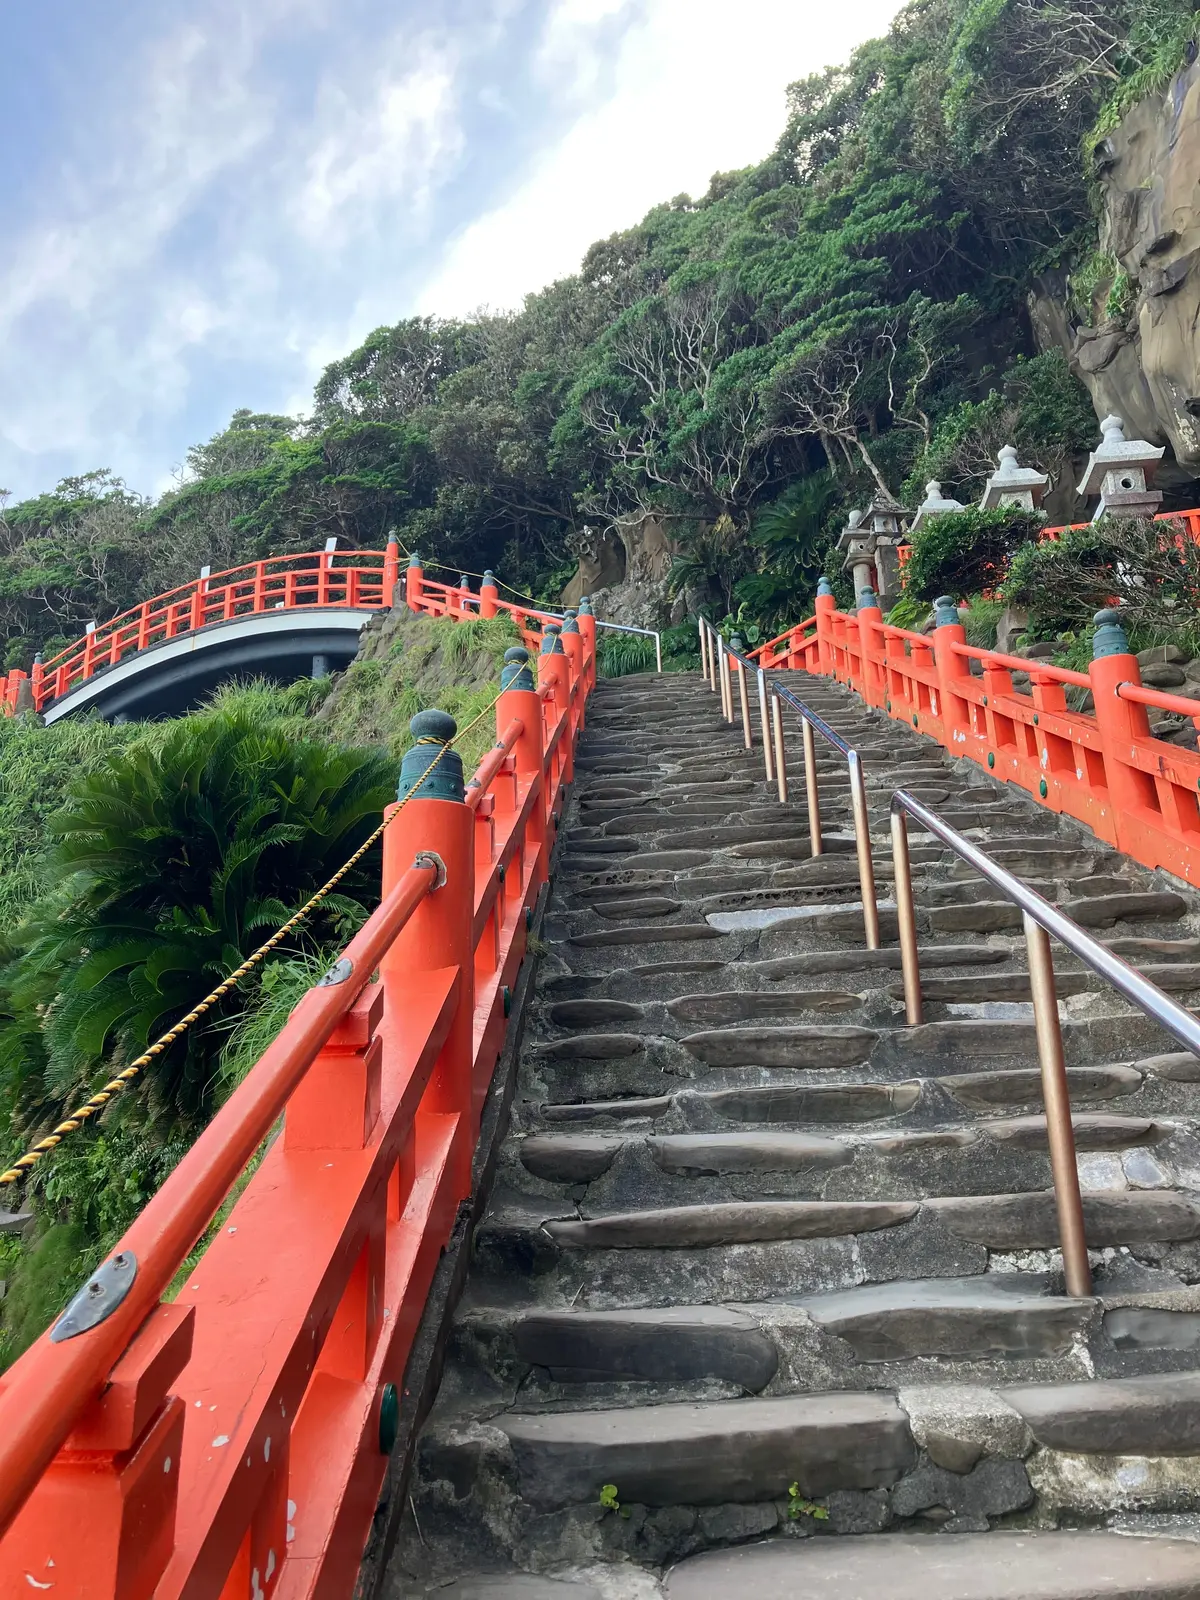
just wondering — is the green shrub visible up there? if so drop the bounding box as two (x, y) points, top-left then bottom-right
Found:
(902, 508), (1044, 602)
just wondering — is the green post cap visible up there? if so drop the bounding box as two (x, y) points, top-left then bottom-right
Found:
(458, 574), (471, 589)
(398, 709), (464, 802)
(1093, 607), (1130, 658)
(501, 645), (535, 690)
(407, 551), (420, 568)
(817, 578), (834, 597)
(730, 632), (745, 654)
(540, 628), (565, 654)
(857, 587), (878, 609)
(386, 529), (398, 545)
(578, 596), (593, 615)
(561, 612), (580, 634)
(482, 570), (496, 584)
(934, 595), (960, 627)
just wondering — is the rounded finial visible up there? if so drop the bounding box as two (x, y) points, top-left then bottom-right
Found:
(483, 569), (495, 583)
(458, 574), (471, 589)
(386, 529), (398, 545)
(857, 587), (878, 609)
(1101, 414), (1126, 444)
(578, 596), (593, 615)
(410, 709), (456, 743)
(500, 646), (534, 690)
(1093, 606), (1130, 658)
(398, 709), (464, 801)
(817, 578), (834, 597)
(407, 551), (420, 568)
(730, 633), (745, 655)
(997, 444), (1019, 467)
(934, 595), (961, 627)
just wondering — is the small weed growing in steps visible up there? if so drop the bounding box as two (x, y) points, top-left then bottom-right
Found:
(787, 1484), (829, 1522)
(599, 1483), (628, 1518)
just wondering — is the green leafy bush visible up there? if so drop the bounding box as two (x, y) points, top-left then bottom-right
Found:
(902, 508), (1044, 602)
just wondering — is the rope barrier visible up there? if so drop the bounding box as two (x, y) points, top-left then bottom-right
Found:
(0, 689), (507, 1188)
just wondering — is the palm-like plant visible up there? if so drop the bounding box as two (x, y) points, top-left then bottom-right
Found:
(0, 707), (396, 1137)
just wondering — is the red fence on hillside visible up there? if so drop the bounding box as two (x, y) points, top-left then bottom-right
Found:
(0, 588), (595, 1598)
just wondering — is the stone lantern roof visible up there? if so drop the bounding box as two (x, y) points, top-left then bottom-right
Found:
(1077, 414), (1165, 519)
(836, 508), (868, 555)
(862, 490), (905, 536)
(910, 480), (964, 534)
(980, 445), (1049, 512)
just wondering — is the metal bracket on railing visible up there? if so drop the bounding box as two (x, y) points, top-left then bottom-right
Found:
(51, 1250), (138, 1342)
(414, 849), (448, 889)
(317, 957), (355, 987)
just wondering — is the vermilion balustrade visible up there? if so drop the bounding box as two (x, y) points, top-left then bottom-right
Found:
(749, 582), (1200, 887)
(0, 587), (595, 1599)
(0, 542), (582, 716)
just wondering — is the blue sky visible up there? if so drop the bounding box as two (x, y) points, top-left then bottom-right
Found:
(0, 0), (903, 502)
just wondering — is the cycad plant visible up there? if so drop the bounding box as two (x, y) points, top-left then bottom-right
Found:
(0, 706), (396, 1139)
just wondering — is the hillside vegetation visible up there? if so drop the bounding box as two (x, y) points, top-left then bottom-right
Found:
(3, 0), (1197, 664)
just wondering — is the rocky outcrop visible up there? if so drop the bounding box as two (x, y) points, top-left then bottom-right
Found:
(1033, 54), (1200, 483)
(562, 513), (678, 627)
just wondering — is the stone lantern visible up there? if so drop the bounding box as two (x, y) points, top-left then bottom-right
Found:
(980, 445), (1049, 512)
(1077, 414), (1164, 520)
(864, 489), (908, 602)
(909, 480), (964, 535)
(837, 509), (878, 604)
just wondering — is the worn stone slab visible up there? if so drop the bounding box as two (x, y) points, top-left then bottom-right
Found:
(664, 1531), (1200, 1599)
(541, 1094), (673, 1124)
(537, 1033), (647, 1061)
(927, 1189), (1200, 1249)
(666, 990), (861, 1024)
(569, 924), (725, 948)
(649, 1131), (852, 1175)
(625, 958), (727, 978)
(548, 1000), (645, 1028)
(520, 1135), (625, 1182)
(1060, 891), (1188, 927)
(500, 1391), (914, 1509)
(798, 1275), (1092, 1362)
(1138, 1050), (1200, 1082)
(701, 1082), (922, 1123)
(749, 945), (1008, 978)
(1004, 1372), (1200, 1454)
(680, 1025), (877, 1068)
(426, 1579), (601, 1600)
(983, 1114), (1160, 1150)
(623, 850), (713, 870)
(943, 1064), (1143, 1108)
(895, 1020), (1039, 1058)
(892, 971), (1091, 1003)
(543, 1199), (918, 1248)
(1107, 937), (1200, 962)
(927, 901), (1024, 933)
(590, 896), (681, 919)
(513, 1304), (778, 1389)
(1104, 1306), (1200, 1352)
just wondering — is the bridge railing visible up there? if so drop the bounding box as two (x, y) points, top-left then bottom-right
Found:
(745, 585), (1200, 886)
(0, 618), (591, 1598)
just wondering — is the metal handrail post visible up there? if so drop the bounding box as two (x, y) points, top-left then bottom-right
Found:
(655, 632), (663, 674)
(1025, 912), (1092, 1296)
(890, 808), (922, 1023)
(770, 692), (789, 803)
(801, 717), (823, 858)
(698, 618), (708, 681)
(720, 643), (734, 722)
(736, 659), (753, 748)
(848, 750), (880, 948)
(757, 668), (774, 783)
(707, 623), (719, 692)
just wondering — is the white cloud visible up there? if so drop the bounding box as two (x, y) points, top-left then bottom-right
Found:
(417, 0), (906, 315)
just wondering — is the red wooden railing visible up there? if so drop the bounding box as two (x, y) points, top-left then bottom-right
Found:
(749, 585), (1200, 886)
(0, 588), (594, 1598)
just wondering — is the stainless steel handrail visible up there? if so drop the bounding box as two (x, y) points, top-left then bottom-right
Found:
(891, 788), (1200, 1299)
(698, 618), (881, 948)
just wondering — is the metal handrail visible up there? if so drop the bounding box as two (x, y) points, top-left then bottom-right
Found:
(889, 789), (1200, 1298)
(697, 617), (881, 948)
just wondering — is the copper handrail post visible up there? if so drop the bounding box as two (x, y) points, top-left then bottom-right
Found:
(801, 716), (822, 857)
(890, 808), (922, 1024)
(770, 692), (789, 803)
(848, 750), (880, 949)
(1024, 912), (1092, 1297)
(757, 668), (774, 783)
(698, 618), (708, 681)
(737, 660), (753, 748)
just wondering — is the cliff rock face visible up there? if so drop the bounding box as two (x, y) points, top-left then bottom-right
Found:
(1034, 54), (1200, 482)
(562, 514), (677, 627)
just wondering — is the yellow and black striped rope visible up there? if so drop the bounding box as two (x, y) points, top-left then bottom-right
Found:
(0, 690), (505, 1187)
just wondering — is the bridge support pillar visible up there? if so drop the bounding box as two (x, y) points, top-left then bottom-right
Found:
(312, 654), (330, 680)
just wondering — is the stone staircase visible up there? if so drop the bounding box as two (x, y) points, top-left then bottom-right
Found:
(385, 672), (1200, 1598)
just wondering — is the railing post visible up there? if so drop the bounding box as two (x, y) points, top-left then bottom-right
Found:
(770, 691), (789, 803)
(815, 579), (836, 675)
(380, 710), (475, 1186)
(891, 807), (922, 1024)
(1089, 607), (1152, 856)
(698, 617), (709, 681)
(30, 654), (44, 712)
(719, 640), (734, 722)
(730, 634), (753, 749)
(1024, 912), (1092, 1297)
(848, 750), (880, 949)
(578, 597), (598, 692)
(931, 596), (973, 750)
(480, 569), (499, 619)
(499, 648), (549, 893)
(757, 668), (774, 783)
(405, 551), (424, 614)
(0, 1304), (194, 1600)
(382, 531), (401, 608)
(801, 716), (822, 856)
(856, 587), (886, 708)
(560, 611), (586, 736)
(538, 625), (573, 785)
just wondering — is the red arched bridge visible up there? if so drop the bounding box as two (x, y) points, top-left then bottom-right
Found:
(0, 540), (586, 722)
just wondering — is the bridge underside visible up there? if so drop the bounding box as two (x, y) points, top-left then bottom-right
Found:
(42, 608), (374, 723)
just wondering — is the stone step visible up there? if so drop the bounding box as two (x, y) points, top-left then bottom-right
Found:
(496, 1390), (915, 1509)
(926, 1189), (1200, 1249)
(542, 1198), (918, 1248)
(568, 923), (727, 948)
(942, 1065), (1143, 1108)
(747, 945), (1009, 979)
(538, 1081), (922, 1126)
(797, 1274), (1091, 1361)
(519, 1130), (854, 1183)
(1003, 1370), (1200, 1453)
(679, 1025), (878, 1068)
(664, 1532), (1200, 1600)
(504, 1304), (780, 1389)
(666, 990), (864, 1023)
(889, 972), (1093, 1003)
